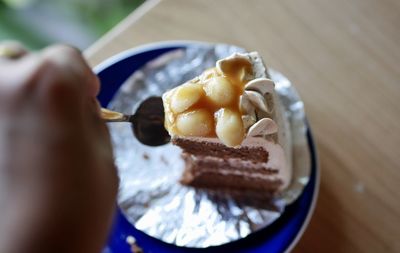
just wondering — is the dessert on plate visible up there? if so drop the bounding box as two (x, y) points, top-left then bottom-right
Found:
(162, 52), (292, 193)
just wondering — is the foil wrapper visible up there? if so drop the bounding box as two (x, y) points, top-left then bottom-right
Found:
(107, 44), (311, 247)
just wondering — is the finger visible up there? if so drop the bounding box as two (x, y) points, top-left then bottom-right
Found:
(0, 41), (28, 60)
(39, 46), (101, 130)
(0, 54), (42, 103)
(41, 45), (100, 98)
(32, 46), (99, 135)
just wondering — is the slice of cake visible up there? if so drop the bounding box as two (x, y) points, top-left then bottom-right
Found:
(162, 52), (292, 193)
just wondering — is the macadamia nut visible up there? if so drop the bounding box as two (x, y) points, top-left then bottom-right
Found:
(170, 82), (204, 113)
(204, 77), (235, 107)
(215, 108), (244, 147)
(176, 109), (213, 136)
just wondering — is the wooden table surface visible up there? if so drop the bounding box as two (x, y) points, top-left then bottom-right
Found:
(85, 0), (400, 252)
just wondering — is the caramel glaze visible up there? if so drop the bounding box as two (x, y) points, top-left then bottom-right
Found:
(178, 58), (253, 138)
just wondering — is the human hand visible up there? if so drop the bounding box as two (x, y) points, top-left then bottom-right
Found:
(0, 42), (118, 253)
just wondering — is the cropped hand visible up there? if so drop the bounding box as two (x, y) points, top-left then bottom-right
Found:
(0, 42), (118, 253)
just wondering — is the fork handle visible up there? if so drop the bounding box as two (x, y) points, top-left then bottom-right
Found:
(101, 108), (130, 122)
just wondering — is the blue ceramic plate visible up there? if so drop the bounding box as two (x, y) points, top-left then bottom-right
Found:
(95, 41), (319, 253)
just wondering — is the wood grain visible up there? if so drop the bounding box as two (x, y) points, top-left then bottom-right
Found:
(85, 0), (400, 252)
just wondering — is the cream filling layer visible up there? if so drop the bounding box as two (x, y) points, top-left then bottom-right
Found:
(192, 169), (283, 182)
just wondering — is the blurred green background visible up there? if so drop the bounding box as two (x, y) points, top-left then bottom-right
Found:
(0, 0), (145, 50)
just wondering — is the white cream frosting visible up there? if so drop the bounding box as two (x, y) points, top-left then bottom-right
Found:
(247, 118), (278, 137)
(216, 53), (278, 138)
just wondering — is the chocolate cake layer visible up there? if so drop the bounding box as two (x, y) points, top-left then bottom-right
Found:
(181, 153), (283, 192)
(173, 138), (269, 163)
(182, 169), (283, 192)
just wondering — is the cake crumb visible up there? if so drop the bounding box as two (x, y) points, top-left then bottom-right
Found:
(126, 236), (143, 253)
(142, 153), (150, 160)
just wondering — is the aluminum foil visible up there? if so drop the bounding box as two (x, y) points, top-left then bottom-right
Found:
(107, 44), (311, 247)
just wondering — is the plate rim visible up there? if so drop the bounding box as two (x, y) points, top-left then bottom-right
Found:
(94, 40), (320, 252)
(284, 126), (319, 253)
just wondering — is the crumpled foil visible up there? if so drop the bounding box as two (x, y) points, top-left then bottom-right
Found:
(107, 44), (311, 247)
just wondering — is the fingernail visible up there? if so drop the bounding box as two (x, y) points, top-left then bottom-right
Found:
(0, 41), (28, 59)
